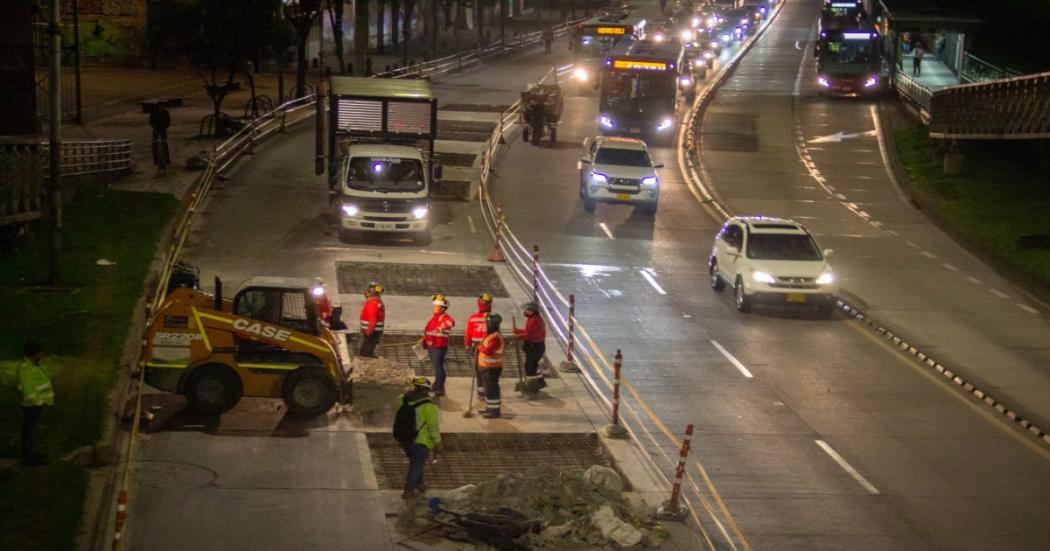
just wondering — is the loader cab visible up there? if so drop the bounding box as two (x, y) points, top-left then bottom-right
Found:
(232, 277), (321, 336)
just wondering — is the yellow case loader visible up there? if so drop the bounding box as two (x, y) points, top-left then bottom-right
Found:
(143, 277), (351, 416)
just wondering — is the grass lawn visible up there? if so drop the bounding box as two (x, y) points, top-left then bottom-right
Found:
(0, 182), (177, 550)
(894, 120), (1050, 292)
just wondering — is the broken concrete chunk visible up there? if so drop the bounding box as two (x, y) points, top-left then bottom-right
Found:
(583, 465), (624, 497)
(592, 506), (643, 548)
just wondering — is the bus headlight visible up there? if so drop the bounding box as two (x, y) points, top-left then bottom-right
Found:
(657, 118), (674, 131)
(341, 203), (360, 217)
(599, 115), (615, 129)
(864, 75), (878, 88)
(412, 206), (429, 220)
(574, 67), (589, 82)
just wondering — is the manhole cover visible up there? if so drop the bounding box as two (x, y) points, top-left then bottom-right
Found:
(366, 433), (613, 489)
(336, 262), (508, 297)
(438, 119), (498, 142)
(349, 331), (522, 378)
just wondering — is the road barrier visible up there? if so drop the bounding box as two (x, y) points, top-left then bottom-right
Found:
(657, 424), (693, 521)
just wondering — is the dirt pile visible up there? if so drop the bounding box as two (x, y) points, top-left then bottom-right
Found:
(349, 356), (414, 387)
(435, 465), (667, 549)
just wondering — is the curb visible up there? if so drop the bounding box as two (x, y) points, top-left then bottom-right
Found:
(680, 0), (1050, 448)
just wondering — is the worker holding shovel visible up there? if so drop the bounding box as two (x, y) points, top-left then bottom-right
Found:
(514, 303), (547, 393)
(464, 293), (493, 400)
(476, 313), (505, 419)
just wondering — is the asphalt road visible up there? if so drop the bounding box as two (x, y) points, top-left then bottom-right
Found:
(493, 0), (1050, 549)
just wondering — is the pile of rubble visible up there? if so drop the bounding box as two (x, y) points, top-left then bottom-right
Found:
(432, 465), (668, 549)
(349, 356), (414, 415)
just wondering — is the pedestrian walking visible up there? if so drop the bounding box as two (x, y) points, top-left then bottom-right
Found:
(477, 314), (505, 418)
(514, 302), (547, 391)
(419, 294), (455, 396)
(17, 341), (53, 467)
(149, 102), (171, 175)
(913, 43), (925, 76)
(393, 376), (441, 498)
(543, 26), (554, 54)
(465, 293), (494, 399)
(901, 32), (912, 55)
(358, 282), (385, 357)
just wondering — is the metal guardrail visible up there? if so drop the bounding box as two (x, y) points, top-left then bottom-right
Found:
(928, 71), (1050, 140)
(892, 72), (933, 121)
(961, 53), (1022, 84)
(372, 19), (584, 79)
(43, 139), (133, 177)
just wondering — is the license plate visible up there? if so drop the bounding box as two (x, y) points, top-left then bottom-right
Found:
(616, 193), (631, 201)
(377, 223), (395, 230)
(629, 127), (641, 133)
(786, 293), (807, 303)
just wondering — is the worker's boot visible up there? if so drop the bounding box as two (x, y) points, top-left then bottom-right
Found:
(481, 408), (501, 419)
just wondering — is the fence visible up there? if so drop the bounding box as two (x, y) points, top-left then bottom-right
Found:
(892, 72), (933, 120)
(928, 71), (1050, 140)
(960, 53), (1022, 84)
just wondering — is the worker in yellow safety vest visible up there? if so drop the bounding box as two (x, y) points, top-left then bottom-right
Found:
(476, 313), (505, 419)
(17, 341), (53, 466)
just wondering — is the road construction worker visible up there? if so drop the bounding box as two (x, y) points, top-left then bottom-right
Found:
(17, 341), (53, 466)
(477, 313), (505, 418)
(358, 282), (385, 357)
(418, 294), (455, 396)
(395, 376), (441, 498)
(465, 293), (494, 399)
(514, 302), (547, 390)
(312, 278), (333, 325)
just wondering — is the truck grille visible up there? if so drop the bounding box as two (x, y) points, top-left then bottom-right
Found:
(354, 198), (417, 213)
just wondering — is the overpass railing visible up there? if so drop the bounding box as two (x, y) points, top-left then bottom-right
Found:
(927, 71), (1050, 139)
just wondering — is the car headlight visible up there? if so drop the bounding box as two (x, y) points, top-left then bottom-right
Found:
(681, 29), (695, 41)
(642, 176), (658, 187)
(412, 206), (429, 220)
(574, 67), (589, 82)
(679, 76), (693, 88)
(692, 16), (701, 27)
(720, 33), (732, 42)
(590, 171), (608, 183)
(817, 76), (831, 88)
(341, 203), (360, 217)
(657, 118), (674, 131)
(654, 32), (666, 42)
(751, 271), (776, 284)
(709, 40), (719, 49)
(864, 76), (878, 88)
(816, 272), (835, 285)
(599, 115), (614, 129)
(703, 50), (715, 59)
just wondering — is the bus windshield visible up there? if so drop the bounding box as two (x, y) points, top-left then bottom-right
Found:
(601, 71), (677, 112)
(346, 157), (425, 192)
(820, 40), (877, 74)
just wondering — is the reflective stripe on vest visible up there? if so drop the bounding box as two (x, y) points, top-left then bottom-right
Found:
(478, 335), (504, 368)
(361, 321), (385, 329)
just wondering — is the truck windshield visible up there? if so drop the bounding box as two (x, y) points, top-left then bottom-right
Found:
(746, 234), (823, 261)
(602, 71), (677, 112)
(346, 157), (425, 192)
(820, 40), (877, 74)
(596, 147), (651, 167)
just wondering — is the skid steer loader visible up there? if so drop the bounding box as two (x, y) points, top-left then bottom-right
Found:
(143, 276), (351, 416)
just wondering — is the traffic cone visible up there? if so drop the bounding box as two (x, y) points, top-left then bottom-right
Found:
(487, 241), (506, 263)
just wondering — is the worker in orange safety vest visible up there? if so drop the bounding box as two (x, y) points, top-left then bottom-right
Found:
(418, 294), (455, 396)
(476, 313), (504, 418)
(358, 282), (385, 357)
(464, 292), (493, 399)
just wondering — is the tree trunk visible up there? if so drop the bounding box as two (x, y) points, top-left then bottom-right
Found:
(403, 0), (415, 64)
(377, 0), (385, 54)
(296, 36), (308, 96)
(354, 0), (370, 75)
(499, 0), (505, 42)
(330, 0), (347, 75)
(476, 0), (482, 46)
(391, 0), (400, 48)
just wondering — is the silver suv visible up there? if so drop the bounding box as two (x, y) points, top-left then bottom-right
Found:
(578, 136), (663, 215)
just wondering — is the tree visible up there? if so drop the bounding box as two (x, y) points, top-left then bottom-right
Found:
(401, 0), (417, 64)
(189, 0), (286, 136)
(354, 0), (369, 76)
(286, 0), (322, 95)
(327, 0), (347, 75)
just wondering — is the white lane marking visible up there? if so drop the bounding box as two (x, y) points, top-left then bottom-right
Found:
(920, 250), (937, 259)
(886, 230), (900, 237)
(466, 215), (477, 234)
(640, 269), (667, 295)
(1018, 303), (1039, 314)
(710, 339), (754, 378)
(598, 222), (615, 239)
(905, 240), (919, 249)
(966, 276), (983, 285)
(941, 263), (959, 272)
(989, 289), (1010, 299)
(815, 440), (881, 495)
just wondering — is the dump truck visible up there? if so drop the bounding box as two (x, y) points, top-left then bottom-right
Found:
(143, 276), (351, 416)
(327, 77), (441, 245)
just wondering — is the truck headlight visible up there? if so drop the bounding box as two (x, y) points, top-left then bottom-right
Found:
(751, 271), (776, 284)
(816, 272), (835, 285)
(341, 203), (360, 217)
(657, 118), (674, 131)
(574, 67), (589, 82)
(642, 176), (658, 187)
(591, 171), (608, 183)
(412, 206), (429, 220)
(599, 115), (615, 129)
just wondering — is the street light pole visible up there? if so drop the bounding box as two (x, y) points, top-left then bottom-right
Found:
(48, 0), (63, 286)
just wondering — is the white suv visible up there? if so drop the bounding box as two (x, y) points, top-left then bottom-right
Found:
(578, 136), (663, 215)
(709, 217), (838, 316)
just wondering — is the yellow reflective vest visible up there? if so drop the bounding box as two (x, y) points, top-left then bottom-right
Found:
(18, 358), (54, 407)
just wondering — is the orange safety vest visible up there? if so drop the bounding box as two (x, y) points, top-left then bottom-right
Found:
(477, 333), (504, 369)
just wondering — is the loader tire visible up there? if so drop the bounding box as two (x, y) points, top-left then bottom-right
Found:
(185, 364), (242, 414)
(283, 367), (337, 416)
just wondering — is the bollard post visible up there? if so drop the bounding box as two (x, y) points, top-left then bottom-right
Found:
(112, 489), (128, 550)
(656, 424), (693, 521)
(531, 245), (540, 303)
(487, 204), (507, 262)
(600, 350), (628, 438)
(559, 294), (580, 372)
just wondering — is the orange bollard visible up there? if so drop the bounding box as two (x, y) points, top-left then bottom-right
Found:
(657, 424), (693, 521)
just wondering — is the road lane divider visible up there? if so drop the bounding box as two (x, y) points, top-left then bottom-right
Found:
(709, 340), (754, 379)
(598, 222), (616, 239)
(640, 268), (668, 295)
(815, 440), (881, 495)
